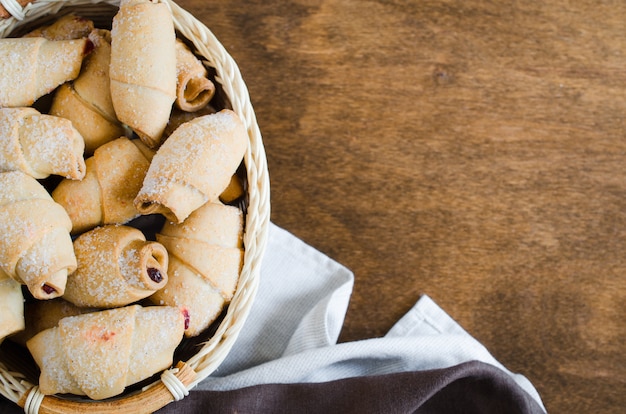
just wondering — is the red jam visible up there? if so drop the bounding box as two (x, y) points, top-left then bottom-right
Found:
(83, 38), (95, 55)
(42, 284), (56, 295)
(182, 309), (190, 330)
(147, 267), (163, 283)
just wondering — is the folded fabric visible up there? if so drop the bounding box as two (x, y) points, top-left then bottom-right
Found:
(0, 223), (547, 413)
(162, 223), (546, 413)
(158, 361), (544, 414)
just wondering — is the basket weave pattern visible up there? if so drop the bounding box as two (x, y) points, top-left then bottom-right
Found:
(0, 1), (271, 412)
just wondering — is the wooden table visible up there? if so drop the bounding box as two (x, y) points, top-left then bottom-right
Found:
(179, 1), (624, 413)
(4, 0), (623, 412)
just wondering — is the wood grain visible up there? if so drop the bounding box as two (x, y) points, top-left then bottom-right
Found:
(4, 0), (623, 412)
(183, 2), (625, 412)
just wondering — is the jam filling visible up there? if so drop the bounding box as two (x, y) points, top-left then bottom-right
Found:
(83, 38), (95, 55)
(147, 267), (163, 283)
(42, 284), (56, 295)
(182, 309), (190, 330)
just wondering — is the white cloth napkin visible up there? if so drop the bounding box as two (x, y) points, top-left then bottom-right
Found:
(197, 223), (546, 413)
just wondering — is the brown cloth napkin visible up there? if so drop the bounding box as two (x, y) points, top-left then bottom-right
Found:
(156, 361), (545, 414)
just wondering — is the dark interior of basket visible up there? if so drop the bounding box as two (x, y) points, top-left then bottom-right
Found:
(0, 3), (248, 401)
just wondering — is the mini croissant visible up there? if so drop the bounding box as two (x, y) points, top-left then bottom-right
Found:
(151, 201), (244, 337)
(52, 137), (154, 234)
(63, 225), (169, 308)
(109, 0), (176, 148)
(27, 305), (185, 400)
(0, 171), (76, 299)
(0, 37), (91, 107)
(0, 107), (86, 180)
(134, 109), (247, 223)
(174, 38), (215, 112)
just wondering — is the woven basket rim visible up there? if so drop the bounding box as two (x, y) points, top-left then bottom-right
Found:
(0, 0), (271, 410)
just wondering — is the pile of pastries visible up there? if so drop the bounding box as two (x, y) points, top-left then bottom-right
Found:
(0, 0), (248, 400)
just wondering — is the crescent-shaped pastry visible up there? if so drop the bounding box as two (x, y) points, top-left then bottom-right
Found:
(109, 0), (176, 148)
(134, 109), (248, 223)
(50, 29), (125, 155)
(27, 305), (185, 400)
(0, 276), (25, 344)
(0, 107), (86, 180)
(52, 137), (154, 234)
(0, 171), (76, 299)
(151, 201), (244, 337)
(63, 225), (168, 308)
(174, 39), (215, 112)
(0, 37), (91, 107)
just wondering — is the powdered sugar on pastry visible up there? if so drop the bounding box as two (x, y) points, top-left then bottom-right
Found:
(0, 171), (76, 299)
(109, 0), (176, 148)
(26, 305), (185, 400)
(134, 109), (247, 223)
(0, 107), (86, 180)
(0, 37), (89, 107)
(152, 201), (244, 337)
(64, 225), (168, 308)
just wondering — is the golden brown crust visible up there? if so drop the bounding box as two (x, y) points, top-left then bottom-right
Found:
(27, 305), (185, 400)
(0, 37), (89, 107)
(109, 0), (176, 148)
(52, 137), (153, 234)
(0, 107), (86, 180)
(0, 171), (76, 299)
(51, 156), (102, 234)
(174, 39), (215, 112)
(64, 225), (169, 308)
(49, 29), (124, 155)
(134, 109), (248, 223)
(151, 202), (243, 337)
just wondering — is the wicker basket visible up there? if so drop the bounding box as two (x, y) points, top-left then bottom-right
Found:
(0, 0), (270, 412)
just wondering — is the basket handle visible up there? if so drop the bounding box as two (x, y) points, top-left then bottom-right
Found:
(17, 361), (197, 414)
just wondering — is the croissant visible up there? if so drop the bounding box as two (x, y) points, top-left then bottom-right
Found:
(134, 109), (248, 223)
(0, 107), (86, 180)
(174, 39), (215, 112)
(23, 14), (94, 40)
(27, 305), (185, 400)
(0, 37), (91, 107)
(109, 0), (176, 148)
(0, 276), (24, 344)
(50, 29), (125, 155)
(52, 137), (154, 234)
(0, 171), (76, 299)
(151, 201), (244, 337)
(63, 225), (169, 308)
